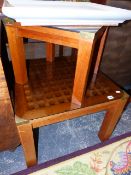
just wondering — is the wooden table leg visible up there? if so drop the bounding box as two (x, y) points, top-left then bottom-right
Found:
(46, 43), (55, 62)
(18, 123), (37, 167)
(90, 27), (108, 88)
(98, 92), (129, 141)
(59, 45), (64, 57)
(5, 24), (28, 85)
(71, 32), (95, 107)
(71, 48), (77, 59)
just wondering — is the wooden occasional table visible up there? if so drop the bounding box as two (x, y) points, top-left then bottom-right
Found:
(2, 1), (131, 167)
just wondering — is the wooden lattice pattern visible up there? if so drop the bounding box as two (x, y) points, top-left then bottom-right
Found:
(25, 58), (75, 109)
(15, 57), (123, 119)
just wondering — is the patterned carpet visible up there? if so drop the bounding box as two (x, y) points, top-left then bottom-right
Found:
(0, 103), (131, 175)
(13, 132), (131, 175)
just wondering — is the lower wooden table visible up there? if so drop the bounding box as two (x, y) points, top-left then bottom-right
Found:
(4, 22), (129, 167)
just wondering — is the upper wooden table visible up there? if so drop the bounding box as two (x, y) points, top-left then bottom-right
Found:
(2, 0), (131, 106)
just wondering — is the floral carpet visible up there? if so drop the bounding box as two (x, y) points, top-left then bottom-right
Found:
(14, 132), (131, 175)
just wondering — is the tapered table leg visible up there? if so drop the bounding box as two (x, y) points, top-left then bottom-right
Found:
(46, 43), (55, 62)
(98, 92), (129, 141)
(71, 32), (95, 107)
(5, 24), (28, 85)
(59, 45), (64, 57)
(18, 123), (37, 167)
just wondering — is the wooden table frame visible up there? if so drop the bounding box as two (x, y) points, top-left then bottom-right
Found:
(6, 23), (106, 107)
(17, 93), (128, 167)
(5, 22), (129, 167)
